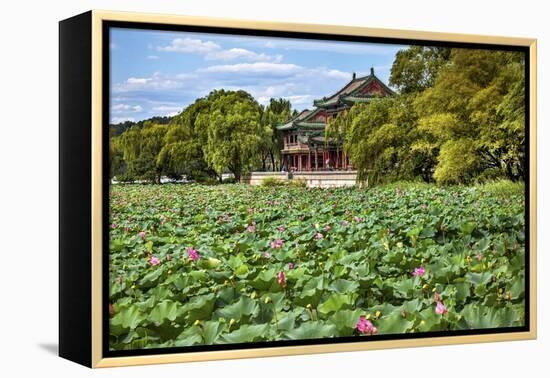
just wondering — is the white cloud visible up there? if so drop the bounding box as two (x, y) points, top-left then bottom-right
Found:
(205, 48), (282, 62)
(158, 37), (281, 62)
(127, 77), (151, 85)
(158, 37), (220, 53)
(152, 105), (183, 116)
(113, 73), (184, 93)
(322, 69), (351, 80)
(111, 116), (135, 124)
(199, 62), (301, 75)
(283, 95), (313, 105)
(111, 104), (143, 113)
(261, 39), (406, 56)
(111, 64), (357, 117)
(110, 42), (117, 50)
(147, 55), (159, 60)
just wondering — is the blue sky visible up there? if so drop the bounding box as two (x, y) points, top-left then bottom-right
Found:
(109, 28), (408, 124)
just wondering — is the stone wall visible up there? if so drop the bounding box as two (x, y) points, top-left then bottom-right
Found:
(242, 171), (358, 188)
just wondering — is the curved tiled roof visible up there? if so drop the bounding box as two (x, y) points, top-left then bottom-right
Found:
(313, 70), (394, 108)
(276, 68), (394, 131)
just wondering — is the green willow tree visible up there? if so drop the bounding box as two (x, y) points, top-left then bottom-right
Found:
(260, 98), (292, 171)
(157, 97), (217, 181)
(414, 49), (525, 184)
(389, 46), (451, 94)
(118, 123), (168, 183)
(199, 90), (265, 181)
(340, 95), (425, 184)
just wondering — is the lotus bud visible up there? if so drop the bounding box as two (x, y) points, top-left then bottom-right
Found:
(229, 318), (236, 327)
(194, 320), (202, 326)
(306, 304), (312, 309)
(375, 311), (381, 319)
(264, 296), (272, 304)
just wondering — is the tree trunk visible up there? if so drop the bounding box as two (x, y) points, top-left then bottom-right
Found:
(270, 151), (276, 172)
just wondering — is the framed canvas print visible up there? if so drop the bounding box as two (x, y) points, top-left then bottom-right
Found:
(59, 10), (537, 368)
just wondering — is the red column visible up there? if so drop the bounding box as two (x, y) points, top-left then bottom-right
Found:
(314, 149), (318, 171)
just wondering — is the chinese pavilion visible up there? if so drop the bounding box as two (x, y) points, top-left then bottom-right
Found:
(276, 68), (394, 171)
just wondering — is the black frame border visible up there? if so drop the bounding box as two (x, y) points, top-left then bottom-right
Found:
(101, 20), (531, 359)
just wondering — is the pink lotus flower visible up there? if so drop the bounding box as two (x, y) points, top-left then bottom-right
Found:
(353, 216), (363, 223)
(356, 316), (377, 335)
(325, 225), (331, 232)
(342, 220), (349, 226)
(149, 255), (160, 266)
(277, 225), (286, 232)
(435, 301), (448, 315)
(111, 223), (118, 229)
(476, 252), (482, 261)
(421, 204), (428, 210)
(262, 251), (271, 258)
(271, 239), (284, 249)
(412, 266), (426, 277)
(247, 223), (256, 233)
(314, 232), (323, 240)
(138, 231), (146, 239)
(187, 247), (200, 261)
(278, 271), (286, 287)
(288, 262), (295, 270)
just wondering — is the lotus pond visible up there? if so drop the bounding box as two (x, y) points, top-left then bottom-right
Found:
(108, 183), (526, 350)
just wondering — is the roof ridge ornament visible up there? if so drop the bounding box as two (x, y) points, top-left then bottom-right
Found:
(370, 67), (374, 76)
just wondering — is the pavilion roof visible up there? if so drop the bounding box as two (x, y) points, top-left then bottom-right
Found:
(275, 68), (395, 132)
(313, 69), (395, 108)
(275, 109), (312, 130)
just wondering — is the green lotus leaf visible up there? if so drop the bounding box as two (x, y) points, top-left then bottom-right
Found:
(149, 300), (183, 326)
(214, 296), (259, 321)
(376, 311), (414, 334)
(329, 279), (359, 294)
(317, 293), (356, 315)
(220, 324), (269, 344)
(182, 294), (216, 323)
(110, 305), (144, 330)
(284, 321), (337, 340)
(328, 309), (364, 336)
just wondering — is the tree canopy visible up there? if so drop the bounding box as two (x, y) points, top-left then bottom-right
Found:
(110, 90), (283, 183)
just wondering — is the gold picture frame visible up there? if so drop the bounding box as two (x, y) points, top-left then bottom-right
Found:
(59, 9), (537, 368)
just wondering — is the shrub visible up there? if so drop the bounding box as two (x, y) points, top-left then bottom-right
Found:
(288, 178), (307, 188)
(475, 179), (524, 197)
(222, 177), (237, 184)
(375, 180), (434, 191)
(196, 177), (220, 186)
(261, 176), (286, 187)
